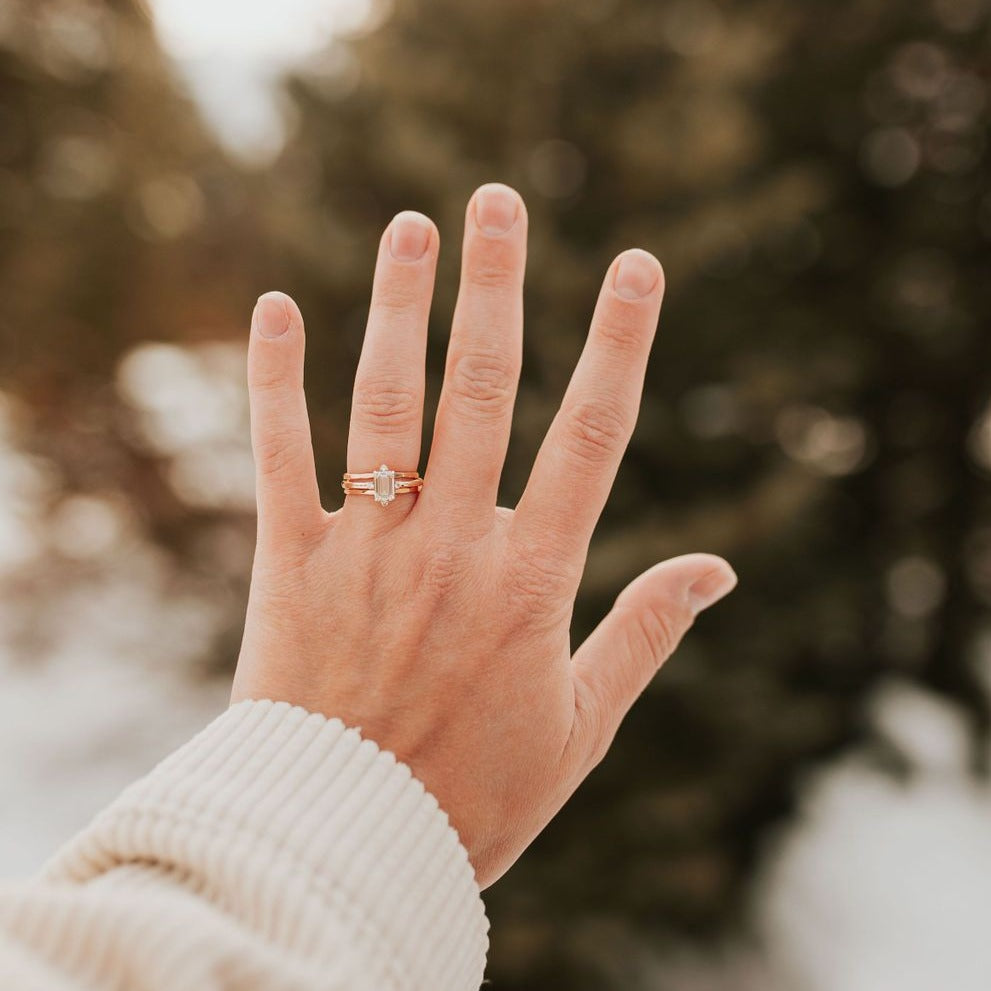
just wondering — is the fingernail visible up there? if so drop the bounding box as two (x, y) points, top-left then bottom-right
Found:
(389, 211), (432, 261)
(475, 184), (519, 235)
(614, 250), (660, 300)
(252, 293), (289, 338)
(687, 563), (738, 616)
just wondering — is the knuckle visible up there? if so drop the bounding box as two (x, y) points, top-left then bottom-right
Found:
(418, 540), (465, 598)
(594, 309), (649, 355)
(375, 277), (422, 314)
(563, 399), (631, 465)
(623, 603), (683, 667)
(253, 541), (316, 589)
(448, 350), (518, 418)
(571, 678), (615, 773)
(249, 366), (289, 396)
(254, 429), (307, 478)
(352, 380), (420, 433)
(588, 726), (615, 769)
(468, 261), (518, 293)
(465, 234), (523, 293)
(503, 550), (575, 619)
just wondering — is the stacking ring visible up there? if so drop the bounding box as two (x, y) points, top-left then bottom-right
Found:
(342, 464), (423, 507)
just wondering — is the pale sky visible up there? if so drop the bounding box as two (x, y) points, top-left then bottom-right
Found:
(146, 0), (376, 160)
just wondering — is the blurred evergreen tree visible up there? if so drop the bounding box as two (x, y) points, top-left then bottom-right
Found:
(0, 0), (260, 659)
(0, 0), (989, 987)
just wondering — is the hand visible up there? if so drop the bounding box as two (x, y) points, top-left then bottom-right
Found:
(230, 183), (737, 888)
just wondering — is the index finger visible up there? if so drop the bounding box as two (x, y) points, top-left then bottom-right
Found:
(510, 249), (664, 591)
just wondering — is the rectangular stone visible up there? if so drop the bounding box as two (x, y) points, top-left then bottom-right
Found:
(373, 466), (395, 505)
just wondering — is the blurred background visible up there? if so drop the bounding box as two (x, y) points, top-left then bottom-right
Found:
(1, 0), (990, 987)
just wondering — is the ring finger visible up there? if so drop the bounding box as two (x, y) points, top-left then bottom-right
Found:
(345, 210), (439, 519)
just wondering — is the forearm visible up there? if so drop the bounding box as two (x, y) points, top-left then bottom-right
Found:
(0, 701), (489, 991)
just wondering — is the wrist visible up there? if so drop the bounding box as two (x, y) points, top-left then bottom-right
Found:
(45, 699), (490, 991)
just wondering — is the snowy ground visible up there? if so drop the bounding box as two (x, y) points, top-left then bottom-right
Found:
(0, 374), (236, 876)
(758, 679), (991, 991)
(0, 645), (230, 877)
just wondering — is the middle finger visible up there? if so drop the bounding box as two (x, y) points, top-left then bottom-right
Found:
(422, 183), (528, 531)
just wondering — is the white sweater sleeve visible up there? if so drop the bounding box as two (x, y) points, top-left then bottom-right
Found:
(0, 699), (490, 991)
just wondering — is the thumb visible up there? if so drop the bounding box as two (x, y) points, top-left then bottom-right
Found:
(571, 553), (737, 763)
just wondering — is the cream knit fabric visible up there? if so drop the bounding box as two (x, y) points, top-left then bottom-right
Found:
(0, 699), (490, 990)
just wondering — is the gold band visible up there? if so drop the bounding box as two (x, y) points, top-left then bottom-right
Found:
(342, 480), (423, 494)
(342, 471), (420, 481)
(341, 464), (422, 507)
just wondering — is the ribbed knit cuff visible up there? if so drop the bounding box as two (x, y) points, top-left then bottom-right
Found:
(42, 699), (490, 991)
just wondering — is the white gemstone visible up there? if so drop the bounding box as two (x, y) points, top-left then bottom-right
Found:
(372, 464), (396, 505)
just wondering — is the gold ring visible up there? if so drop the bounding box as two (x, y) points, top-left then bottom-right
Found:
(342, 464), (423, 507)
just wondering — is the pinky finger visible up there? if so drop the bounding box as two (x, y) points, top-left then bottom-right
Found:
(247, 292), (324, 541)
